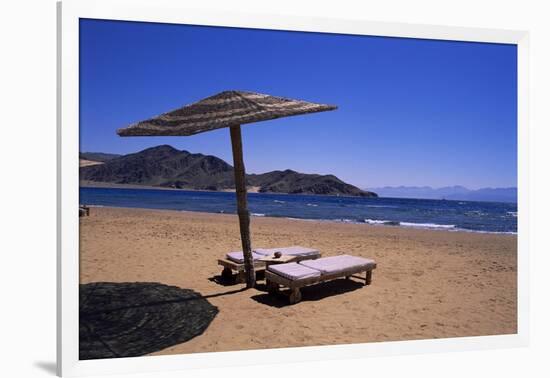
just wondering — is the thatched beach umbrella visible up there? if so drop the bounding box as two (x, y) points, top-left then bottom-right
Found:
(117, 90), (337, 288)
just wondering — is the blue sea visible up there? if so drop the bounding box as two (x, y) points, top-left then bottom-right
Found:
(80, 187), (517, 234)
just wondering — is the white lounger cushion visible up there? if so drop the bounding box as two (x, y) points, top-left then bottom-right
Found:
(300, 255), (376, 275)
(226, 246), (320, 264)
(226, 251), (266, 263)
(255, 246), (320, 257)
(248, 249), (272, 256)
(268, 262), (321, 280)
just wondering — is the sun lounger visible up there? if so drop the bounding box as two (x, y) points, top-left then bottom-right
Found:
(218, 246), (321, 283)
(79, 205), (90, 217)
(265, 254), (377, 304)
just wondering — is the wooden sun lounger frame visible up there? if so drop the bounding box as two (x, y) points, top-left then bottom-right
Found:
(217, 258), (267, 283)
(218, 254), (320, 283)
(265, 262), (377, 304)
(79, 205), (90, 217)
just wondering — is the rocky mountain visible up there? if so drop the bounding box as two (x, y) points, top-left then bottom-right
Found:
(367, 185), (517, 203)
(80, 145), (377, 197)
(248, 170), (368, 196)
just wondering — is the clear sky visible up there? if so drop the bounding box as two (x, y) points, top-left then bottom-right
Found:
(80, 19), (517, 190)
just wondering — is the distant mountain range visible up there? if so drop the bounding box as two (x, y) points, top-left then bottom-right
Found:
(367, 185), (517, 203)
(80, 145), (377, 197)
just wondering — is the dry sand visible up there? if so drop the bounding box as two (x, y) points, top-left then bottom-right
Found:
(79, 206), (517, 355)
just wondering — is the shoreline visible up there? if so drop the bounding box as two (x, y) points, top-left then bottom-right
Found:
(83, 205), (517, 236)
(79, 182), (375, 198)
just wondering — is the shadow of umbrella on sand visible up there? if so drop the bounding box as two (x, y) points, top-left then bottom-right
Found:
(117, 90), (337, 288)
(79, 282), (219, 360)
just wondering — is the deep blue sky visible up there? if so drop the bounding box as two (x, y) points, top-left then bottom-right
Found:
(80, 19), (517, 189)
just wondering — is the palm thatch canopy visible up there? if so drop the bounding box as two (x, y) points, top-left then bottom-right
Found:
(117, 90), (337, 137)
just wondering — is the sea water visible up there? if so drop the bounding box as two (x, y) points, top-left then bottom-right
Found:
(80, 187), (517, 234)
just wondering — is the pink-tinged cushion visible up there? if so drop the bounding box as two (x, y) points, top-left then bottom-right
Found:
(299, 255), (375, 275)
(268, 262), (321, 280)
(250, 249), (272, 256)
(226, 251), (265, 263)
(256, 246), (320, 258)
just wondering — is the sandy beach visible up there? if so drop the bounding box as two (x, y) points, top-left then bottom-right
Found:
(79, 206), (517, 356)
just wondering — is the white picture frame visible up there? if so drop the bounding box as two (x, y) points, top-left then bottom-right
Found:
(57, 0), (529, 376)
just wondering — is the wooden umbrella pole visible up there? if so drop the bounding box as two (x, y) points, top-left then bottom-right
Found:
(229, 125), (255, 288)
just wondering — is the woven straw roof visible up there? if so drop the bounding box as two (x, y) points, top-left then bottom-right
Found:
(117, 90), (337, 137)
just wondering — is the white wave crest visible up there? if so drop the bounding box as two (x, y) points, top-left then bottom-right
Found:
(400, 222), (456, 229)
(365, 218), (391, 225)
(364, 219), (400, 226)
